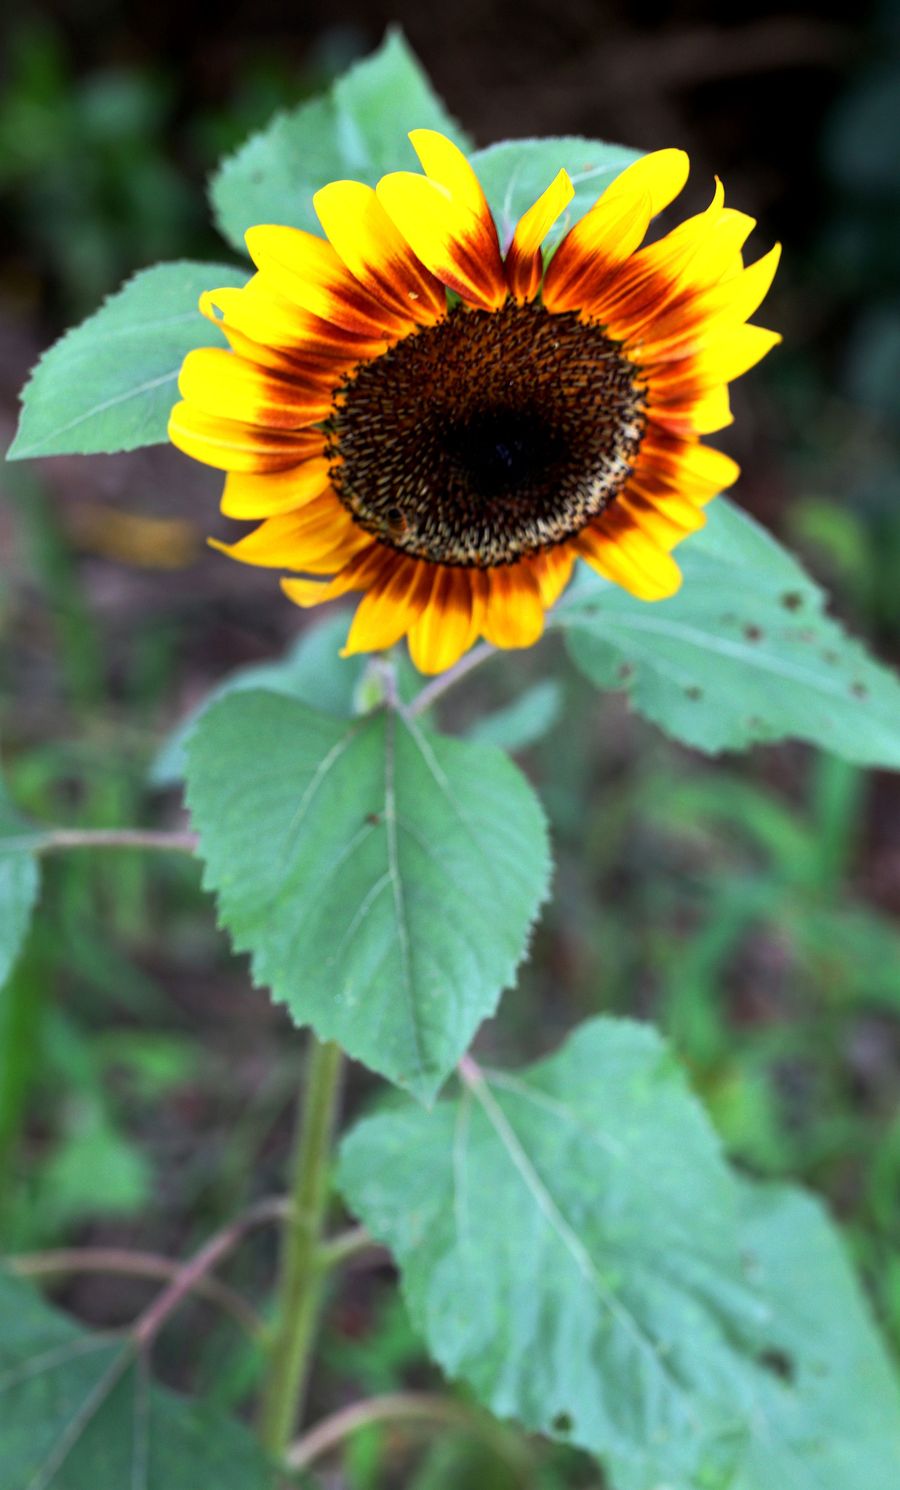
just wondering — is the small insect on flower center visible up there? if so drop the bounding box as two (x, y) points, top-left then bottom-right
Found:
(326, 299), (647, 567)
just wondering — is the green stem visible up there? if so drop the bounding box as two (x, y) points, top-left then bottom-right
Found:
(259, 1036), (344, 1457)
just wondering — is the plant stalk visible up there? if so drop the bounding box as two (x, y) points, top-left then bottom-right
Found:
(259, 1036), (344, 1457)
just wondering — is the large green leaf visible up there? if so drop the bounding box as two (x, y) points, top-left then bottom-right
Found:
(0, 1271), (274, 1489)
(338, 1017), (763, 1484)
(559, 500), (900, 766)
(0, 779), (40, 991)
(470, 137), (640, 250)
(7, 261), (246, 460)
(729, 1181), (900, 1490)
(210, 31), (472, 255)
(185, 691), (551, 1101)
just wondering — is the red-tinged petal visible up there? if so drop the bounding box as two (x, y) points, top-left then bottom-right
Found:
(407, 567), (477, 674)
(245, 226), (409, 338)
(577, 517), (683, 599)
(178, 348), (332, 429)
(480, 565), (546, 649)
(314, 180), (446, 326)
(342, 555), (432, 655)
(505, 169), (574, 302)
(376, 172), (507, 311)
(168, 403), (325, 473)
(544, 148), (689, 312)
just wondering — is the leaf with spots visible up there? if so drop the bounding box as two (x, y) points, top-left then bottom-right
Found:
(559, 500), (900, 766)
(339, 1019), (900, 1489)
(0, 1270), (274, 1490)
(338, 1017), (766, 1486)
(184, 692), (551, 1101)
(726, 1180), (900, 1490)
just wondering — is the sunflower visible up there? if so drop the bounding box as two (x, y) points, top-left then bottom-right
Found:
(169, 131), (780, 674)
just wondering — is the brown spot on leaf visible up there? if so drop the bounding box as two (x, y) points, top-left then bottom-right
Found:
(781, 591), (804, 612)
(685, 686), (703, 701)
(617, 663), (634, 682)
(759, 1348), (796, 1383)
(851, 681), (869, 699)
(743, 624), (764, 642)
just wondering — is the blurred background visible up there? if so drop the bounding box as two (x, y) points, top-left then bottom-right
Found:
(1, 0), (899, 1484)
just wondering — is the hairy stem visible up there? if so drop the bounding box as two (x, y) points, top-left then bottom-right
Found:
(258, 1036), (345, 1457)
(7, 1247), (265, 1338)
(35, 827), (199, 855)
(132, 1196), (288, 1348)
(408, 642), (496, 717)
(286, 1390), (531, 1478)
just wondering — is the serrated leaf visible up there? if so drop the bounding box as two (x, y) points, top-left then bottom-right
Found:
(0, 779), (40, 990)
(0, 1271), (274, 1489)
(8, 261), (246, 460)
(470, 137), (640, 250)
(338, 1017), (765, 1483)
(185, 692), (551, 1100)
(559, 500), (900, 766)
(730, 1180), (900, 1490)
(210, 31), (471, 255)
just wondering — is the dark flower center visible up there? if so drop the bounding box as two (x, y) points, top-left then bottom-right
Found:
(326, 299), (646, 567)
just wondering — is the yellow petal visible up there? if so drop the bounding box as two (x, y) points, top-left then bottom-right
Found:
(376, 172), (507, 311)
(314, 180), (446, 326)
(342, 556), (431, 655)
(649, 380), (734, 437)
(618, 491), (707, 549)
(201, 279), (388, 365)
(220, 459), (333, 518)
(168, 403), (324, 472)
(211, 494), (364, 570)
(280, 544), (384, 607)
(577, 519), (683, 600)
(526, 546), (577, 608)
(407, 568), (477, 674)
(408, 129), (490, 218)
(637, 244), (782, 361)
(480, 566), (546, 649)
(245, 226), (406, 337)
(178, 347), (332, 428)
(687, 324), (782, 386)
(543, 148), (689, 312)
(638, 435), (740, 494)
(505, 169), (574, 302)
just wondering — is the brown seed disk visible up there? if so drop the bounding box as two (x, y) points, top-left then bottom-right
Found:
(326, 298), (646, 568)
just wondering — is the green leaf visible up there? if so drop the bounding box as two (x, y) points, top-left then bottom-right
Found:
(150, 615), (364, 787)
(729, 1180), (900, 1490)
(210, 31), (472, 255)
(559, 500), (900, 766)
(0, 779), (40, 991)
(470, 137), (640, 250)
(185, 692), (551, 1101)
(467, 680), (564, 752)
(338, 1017), (763, 1483)
(0, 1271), (274, 1489)
(7, 261), (246, 460)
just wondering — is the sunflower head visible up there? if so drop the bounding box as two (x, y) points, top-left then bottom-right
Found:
(169, 131), (780, 674)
